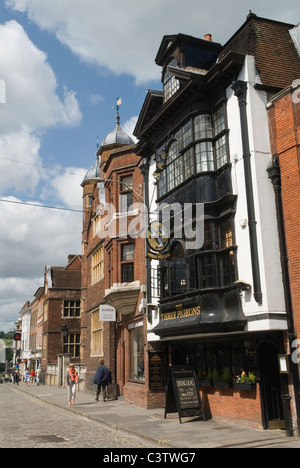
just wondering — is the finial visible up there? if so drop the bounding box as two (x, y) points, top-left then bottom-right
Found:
(116, 97), (122, 114)
(96, 135), (99, 150)
(115, 97), (122, 126)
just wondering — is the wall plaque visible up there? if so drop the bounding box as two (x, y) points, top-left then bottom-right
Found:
(149, 352), (164, 390)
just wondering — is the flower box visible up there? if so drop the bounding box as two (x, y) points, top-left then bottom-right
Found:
(233, 382), (256, 391)
(199, 380), (214, 387)
(214, 380), (233, 389)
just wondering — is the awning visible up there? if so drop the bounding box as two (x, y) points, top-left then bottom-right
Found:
(153, 289), (247, 338)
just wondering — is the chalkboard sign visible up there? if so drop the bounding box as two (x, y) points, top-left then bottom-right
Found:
(164, 365), (205, 424)
(149, 352), (164, 390)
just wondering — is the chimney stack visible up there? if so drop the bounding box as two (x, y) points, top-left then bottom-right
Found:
(204, 34), (212, 42)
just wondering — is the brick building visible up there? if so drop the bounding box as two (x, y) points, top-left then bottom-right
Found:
(41, 255), (82, 386)
(134, 14), (300, 431)
(81, 112), (144, 399)
(267, 74), (300, 432)
(29, 287), (44, 371)
(81, 110), (164, 407)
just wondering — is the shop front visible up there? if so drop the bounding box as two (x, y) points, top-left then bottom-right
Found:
(154, 298), (289, 431)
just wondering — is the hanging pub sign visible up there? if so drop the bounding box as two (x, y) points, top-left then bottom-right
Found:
(164, 365), (206, 424)
(147, 221), (171, 260)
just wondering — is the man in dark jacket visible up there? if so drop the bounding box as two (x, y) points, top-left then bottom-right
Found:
(93, 360), (112, 402)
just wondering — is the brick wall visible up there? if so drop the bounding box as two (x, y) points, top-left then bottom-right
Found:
(268, 89), (300, 340)
(201, 385), (262, 427)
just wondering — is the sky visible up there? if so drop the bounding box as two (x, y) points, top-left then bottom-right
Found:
(0, 0), (299, 332)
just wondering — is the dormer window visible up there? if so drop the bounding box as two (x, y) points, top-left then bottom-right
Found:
(163, 58), (180, 102)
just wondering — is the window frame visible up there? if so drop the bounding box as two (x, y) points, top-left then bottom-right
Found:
(121, 243), (135, 283)
(91, 244), (104, 285)
(63, 333), (80, 358)
(161, 216), (237, 297)
(130, 326), (145, 382)
(120, 175), (134, 213)
(163, 58), (180, 103)
(63, 300), (81, 318)
(158, 104), (230, 197)
(91, 309), (103, 357)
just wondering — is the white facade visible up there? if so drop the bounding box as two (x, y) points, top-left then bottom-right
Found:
(228, 56), (286, 332)
(19, 303), (31, 364)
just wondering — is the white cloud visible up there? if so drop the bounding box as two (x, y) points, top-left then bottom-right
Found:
(0, 196), (82, 278)
(48, 167), (86, 208)
(0, 19), (85, 331)
(0, 20), (82, 133)
(123, 116), (138, 144)
(0, 277), (43, 332)
(0, 195), (82, 330)
(89, 93), (104, 106)
(5, 0), (300, 85)
(0, 20), (82, 195)
(0, 130), (42, 193)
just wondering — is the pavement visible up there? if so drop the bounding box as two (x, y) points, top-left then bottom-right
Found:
(8, 382), (300, 448)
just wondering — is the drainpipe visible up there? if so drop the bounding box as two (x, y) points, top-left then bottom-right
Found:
(267, 154), (300, 436)
(232, 81), (263, 304)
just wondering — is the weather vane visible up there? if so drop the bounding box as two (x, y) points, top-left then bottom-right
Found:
(112, 97), (122, 114)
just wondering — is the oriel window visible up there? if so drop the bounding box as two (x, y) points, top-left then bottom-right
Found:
(158, 105), (230, 197)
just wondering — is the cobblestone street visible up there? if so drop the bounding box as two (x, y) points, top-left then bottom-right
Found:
(0, 385), (151, 448)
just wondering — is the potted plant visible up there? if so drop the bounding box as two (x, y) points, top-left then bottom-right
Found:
(198, 368), (214, 387)
(233, 371), (256, 391)
(214, 368), (233, 389)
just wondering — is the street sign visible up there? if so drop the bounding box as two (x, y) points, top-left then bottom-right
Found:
(99, 305), (116, 322)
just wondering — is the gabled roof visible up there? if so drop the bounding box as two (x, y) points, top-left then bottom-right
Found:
(155, 34), (177, 65)
(45, 256), (82, 290)
(133, 89), (163, 138)
(50, 267), (81, 289)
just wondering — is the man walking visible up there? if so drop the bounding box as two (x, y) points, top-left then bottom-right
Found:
(93, 360), (112, 402)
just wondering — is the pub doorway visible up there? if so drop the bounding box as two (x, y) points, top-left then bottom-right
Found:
(258, 342), (285, 430)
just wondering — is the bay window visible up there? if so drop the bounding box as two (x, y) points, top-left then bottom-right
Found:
(162, 217), (237, 297)
(158, 105), (230, 197)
